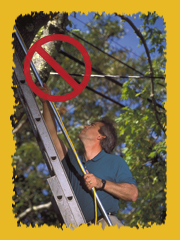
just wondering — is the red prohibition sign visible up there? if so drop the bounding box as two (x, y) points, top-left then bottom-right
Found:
(24, 35), (91, 102)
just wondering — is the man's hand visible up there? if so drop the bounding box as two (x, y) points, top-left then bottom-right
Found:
(36, 83), (51, 103)
(84, 170), (103, 190)
(84, 171), (138, 202)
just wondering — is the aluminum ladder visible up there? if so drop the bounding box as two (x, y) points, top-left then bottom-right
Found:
(13, 50), (86, 228)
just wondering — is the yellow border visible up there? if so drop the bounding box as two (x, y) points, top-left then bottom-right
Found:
(1, 0), (175, 239)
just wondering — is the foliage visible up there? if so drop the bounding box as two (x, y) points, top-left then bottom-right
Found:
(115, 12), (166, 227)
(139, 12), (166, 55)
(12, 12), (166, 228)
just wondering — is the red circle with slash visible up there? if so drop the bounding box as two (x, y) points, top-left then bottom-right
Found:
(24, 34), (91, 102)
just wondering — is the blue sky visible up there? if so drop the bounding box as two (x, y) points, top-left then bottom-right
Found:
(68, 12), (166, 59)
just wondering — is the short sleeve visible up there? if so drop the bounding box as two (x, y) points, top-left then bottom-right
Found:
(115, 158), (137, 186)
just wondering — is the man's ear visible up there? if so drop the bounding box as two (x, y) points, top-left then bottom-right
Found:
(97, 135), (106, 140)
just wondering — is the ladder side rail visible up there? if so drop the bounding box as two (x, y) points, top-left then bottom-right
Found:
(13, 73), (54, 174)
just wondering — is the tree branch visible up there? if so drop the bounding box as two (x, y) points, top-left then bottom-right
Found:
(12, 118), (28, 134)
(114, 14), (166, 133)
(17, 201), (52, 222)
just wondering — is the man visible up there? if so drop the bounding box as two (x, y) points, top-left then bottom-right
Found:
(37, 83), (138, 229)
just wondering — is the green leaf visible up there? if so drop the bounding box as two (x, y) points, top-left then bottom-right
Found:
(148, 152), (157, 158)
(72, 29), (80, 32)
(150, 47), (155, 53)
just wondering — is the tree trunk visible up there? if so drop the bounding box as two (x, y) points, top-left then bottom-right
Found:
(13, 12), (68, 82)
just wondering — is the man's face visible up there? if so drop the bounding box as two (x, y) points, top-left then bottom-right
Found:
(78, 122), (104, 143)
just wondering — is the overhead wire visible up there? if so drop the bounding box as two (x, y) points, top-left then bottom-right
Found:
(51, 72), (165, 109)
(59, 50), (165, 110)
(67, 15), (166, 88)
(61, 73), (165, 80)
(67, 30), (144, 76)
(60, 49), (123, 87)
(74, 78), (126, 108)
(50, 73), (126, 108)
(69, 14), (143, 60)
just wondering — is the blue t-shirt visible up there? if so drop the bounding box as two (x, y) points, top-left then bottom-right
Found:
(62, 149), (136, 222)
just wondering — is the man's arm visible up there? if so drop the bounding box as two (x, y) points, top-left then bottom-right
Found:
(37, 83), (68, 160)
(84, 170), (138, 202)
(101, 181), (138, 202)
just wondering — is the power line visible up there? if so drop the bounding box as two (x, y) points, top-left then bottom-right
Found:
(67, 30), (144, 76)
(52, 73), (164, 80)
(60, 50), (123, 87)
(66, 30), (165, 87)
(57, 50), (165, 110)
(74, 78), (126, 108)
(68, 15), (165, 88)
(49, 76), (125, 108)
(69, 14), (143, 60)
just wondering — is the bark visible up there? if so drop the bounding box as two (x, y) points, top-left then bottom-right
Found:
(13, 12), (56, 62)
(12, 12), (68, 127)
(32, 13), (68, 82)
(13, 12), (68, 81)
